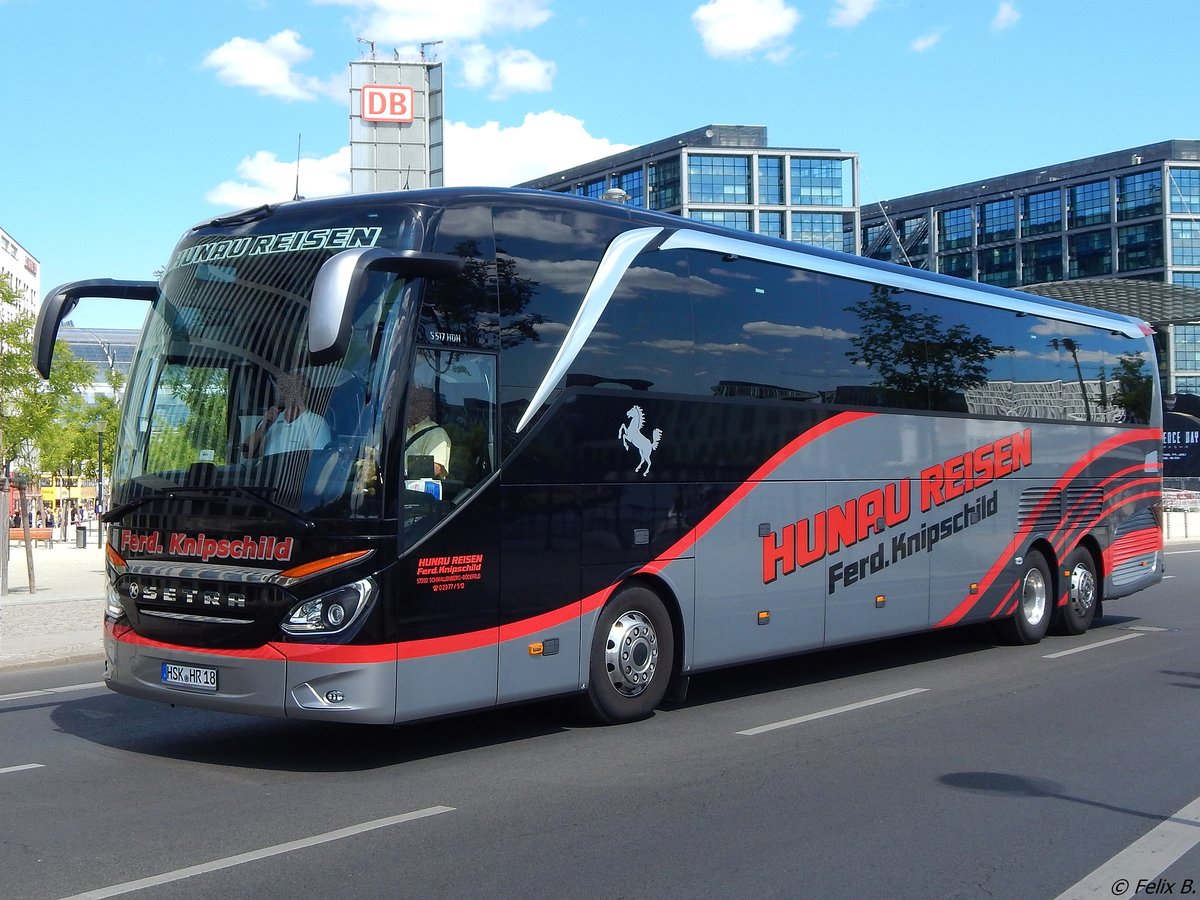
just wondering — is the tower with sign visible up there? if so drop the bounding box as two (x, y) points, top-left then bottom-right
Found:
(349, 52), (443, 193)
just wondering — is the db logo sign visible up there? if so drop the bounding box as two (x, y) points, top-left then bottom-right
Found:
(361, 85), (415, 123)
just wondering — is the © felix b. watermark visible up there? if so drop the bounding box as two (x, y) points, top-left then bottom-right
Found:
(1109, 877), (1195, 895)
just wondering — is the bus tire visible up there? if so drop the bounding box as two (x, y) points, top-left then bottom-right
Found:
(999, 550), (1052, 645)
(1052, 547), (1099, 636)
(582, 584), (674, 724)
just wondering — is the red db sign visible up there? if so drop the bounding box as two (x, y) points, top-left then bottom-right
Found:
(361, 85), (415, 123)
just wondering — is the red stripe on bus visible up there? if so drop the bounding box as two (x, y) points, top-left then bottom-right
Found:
(936, 428), (1158, 627)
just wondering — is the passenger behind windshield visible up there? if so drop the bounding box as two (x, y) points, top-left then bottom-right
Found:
(244, 371), (332, 457)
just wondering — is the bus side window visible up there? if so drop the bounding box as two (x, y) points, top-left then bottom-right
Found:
(411, 350), (497, 501)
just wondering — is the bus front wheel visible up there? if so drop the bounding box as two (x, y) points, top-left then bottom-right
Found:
(582, 585), (674, 724)
(998, 550), (1052, 645)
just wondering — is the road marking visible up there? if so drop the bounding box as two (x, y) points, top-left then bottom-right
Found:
(59, 806), (455, 900)
(0, 763), (44, 775)
(738, 688), (929, 736)
(0, 682), (106, 704)
(1164, 547), (1200, 554)
(1054, 794), (1200, 899)
(1042, 633), (1146, 659)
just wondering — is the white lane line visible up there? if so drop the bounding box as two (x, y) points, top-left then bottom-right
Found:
(1054, 794), (1200, 899)
(0, 763), (45, 775)
(0, 682), (106, 703)
(738, 688), (930, 736)
(60, 806), (455, 900)
(1042, 633), (1146, 659)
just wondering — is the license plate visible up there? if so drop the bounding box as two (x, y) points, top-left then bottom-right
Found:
(161, 662), (218, 692)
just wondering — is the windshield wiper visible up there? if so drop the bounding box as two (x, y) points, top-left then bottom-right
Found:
(103, 483), (314, 531)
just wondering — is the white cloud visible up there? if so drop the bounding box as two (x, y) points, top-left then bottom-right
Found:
(443, 110), (632, 185)
(456, 44), (555, 97)
(692, 0), (801, 60)
(205, 147), (351, 208)
(205, 111), (632, 206)
(492, 49), (555, 97)
(317, 0), (553, 44)
(202, 30), (343, 101)
(828, 0), (877, 28)
(910, 30), (944, 52)
(992, 2), (1020, 30)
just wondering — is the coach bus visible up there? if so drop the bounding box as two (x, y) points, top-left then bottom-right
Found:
(34, 187), (1164, 725)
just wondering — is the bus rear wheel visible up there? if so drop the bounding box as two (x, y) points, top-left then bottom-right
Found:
(998, 550), (1052, 645)
(582, 584), (674, 724)
(1051, 547), (1099, 636)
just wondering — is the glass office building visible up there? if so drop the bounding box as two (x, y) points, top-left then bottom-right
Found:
(859, 140), (1200, 399)
(518, 125), (860, 255)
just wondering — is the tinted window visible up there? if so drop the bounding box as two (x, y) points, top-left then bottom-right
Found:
(568, 250), (694, 394)
(690, 252), (824, 402)
(426, 204), (498, 349)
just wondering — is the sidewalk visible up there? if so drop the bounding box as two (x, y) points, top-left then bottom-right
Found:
(1, 532), (107, 671)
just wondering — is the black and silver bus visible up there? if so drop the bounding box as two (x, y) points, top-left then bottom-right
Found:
(35, 187), (1164, 725)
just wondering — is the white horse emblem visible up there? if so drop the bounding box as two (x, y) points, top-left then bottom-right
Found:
(618, 405), (662, 477)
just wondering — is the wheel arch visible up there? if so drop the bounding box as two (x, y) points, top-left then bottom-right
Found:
(620, 572), (686, 686)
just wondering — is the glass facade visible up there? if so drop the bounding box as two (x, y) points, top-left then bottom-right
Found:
(1117, 222), (1163, 271)
(758, 156), (783, 205)
(1171, 220), (1200, 266)
(1022, 238), (1063, 285)
(1022, 189), (1062, 237)
(1118, 170), (1162, 220)
(979, 198), (1016, 244)
(791, 213), (852, 252)
(758, 210), (784, 239)
(790, 158), (852, 206)
(1069, 230), (1113, 278)
(938, 207), (973, 251)
(690, 209), (752, 232)
(978, 245), (1017, 286)
(616, 168), (645, 208)
(688, 155), (751, 204)
(1169, 167), (1200, 214)
(1069, 180), (1111, 228)
(648, 157), (680, 211)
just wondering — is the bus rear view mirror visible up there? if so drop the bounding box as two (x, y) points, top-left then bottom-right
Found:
(34, 279), (157, 378)
(309, 248), (465, 366)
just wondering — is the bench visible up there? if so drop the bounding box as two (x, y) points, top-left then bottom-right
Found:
(9, 527), (55, 548)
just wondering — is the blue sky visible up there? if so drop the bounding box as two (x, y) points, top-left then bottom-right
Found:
(3, 0), (1197, 329)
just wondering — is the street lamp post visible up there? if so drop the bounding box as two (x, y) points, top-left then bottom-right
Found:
(94, 424), (105, 516)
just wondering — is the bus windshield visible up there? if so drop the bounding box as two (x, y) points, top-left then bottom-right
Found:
(110, 213), (421, 523)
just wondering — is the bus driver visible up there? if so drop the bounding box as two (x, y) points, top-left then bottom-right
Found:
(405, 384), (451, 479)
(245, 371), (332, 457)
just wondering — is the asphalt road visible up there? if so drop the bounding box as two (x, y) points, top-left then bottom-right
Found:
(2, 543), (1198, 899)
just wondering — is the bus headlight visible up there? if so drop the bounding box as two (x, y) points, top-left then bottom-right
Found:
(281, 577), (376, 637)
(105, 582), (125, 620)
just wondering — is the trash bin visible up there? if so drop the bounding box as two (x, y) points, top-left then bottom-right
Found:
(76, 525), (87, 548)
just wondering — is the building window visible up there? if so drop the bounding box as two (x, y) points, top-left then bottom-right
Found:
(1022, 238), (1063, 285)
(1069, 230), (1113, 278)
(758, 210), (784, 239)
(648, 157), (680, 210)
(899, 216), (929, 256)
(1169, 167), (1200, 214)
(863, 222), (891, 260)
(790, 158), (851, 207)
(1069, 180), (1111, 229)
(938, 207), (973, 251)
(979, 198), (1016, 244)
(1022, 188), (1062, 237)
(1174, 325), (1200, 374)
(758, 156), (783, 205)
(978, 246), (1017, 286)
(690, 209), (752, 232)
(1118, 170), (1162, 220)
(616, 168), (645, 208)
(939, 252), (972, 279)
(1118, 222), (1163, 271)
(688, 155), (750, 204)
(1174, 272), (1200, 288)
(790, 212), (848, 251)
(1172, 220), (1200, 266)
